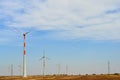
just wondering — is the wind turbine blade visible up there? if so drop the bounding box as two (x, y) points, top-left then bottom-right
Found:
(25, 31), (30, 34)
(25, 29), (32, 34)
(13, 27), (22, 34)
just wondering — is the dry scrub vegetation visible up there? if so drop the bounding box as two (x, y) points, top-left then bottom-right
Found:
(0, 74), (120, 80)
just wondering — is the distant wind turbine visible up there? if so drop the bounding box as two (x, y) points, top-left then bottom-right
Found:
(11, 64), (13, 76)
(39, 50), (50, 78)
(66, 65), (68, 75)
(18, 64), (22, 76)
(8, 64), (13, 76)
(108, 61), (110, 74)
(57, 64), (61, 75)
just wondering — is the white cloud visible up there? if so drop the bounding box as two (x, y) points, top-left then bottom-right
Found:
(0, 0), (120, 40)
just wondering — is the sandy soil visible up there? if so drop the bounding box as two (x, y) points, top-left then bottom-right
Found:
(0, 75), (120, 80)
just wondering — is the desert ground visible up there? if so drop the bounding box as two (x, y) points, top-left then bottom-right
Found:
(0, 74), (120, 80)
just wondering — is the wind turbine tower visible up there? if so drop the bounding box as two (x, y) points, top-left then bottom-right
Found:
(18, 64), (22, 76)
(40, 50), (49, 78)
(108, 61), (110, 74)
(23, 32), (29, 77)
(66, 65), (68, 75)
(57, 64), (61, 75)
(11, 64), (13, 76)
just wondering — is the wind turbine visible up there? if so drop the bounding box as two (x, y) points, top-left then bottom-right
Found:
(11, 64), (13, 76)
(8, 64), (13, 76)
(57, 64), (61, 75)
(12, 27), (30, 77)
(18, 64), (22, 76)
(66, 65), (68, 75)
(23, 32), (30, 77)
(108, 61), (110, 74)
(39, 50), (50, 78)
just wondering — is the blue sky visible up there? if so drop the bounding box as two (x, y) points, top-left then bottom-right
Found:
(0, 0), (120, 76)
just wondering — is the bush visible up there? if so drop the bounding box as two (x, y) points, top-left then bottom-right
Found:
(92, 74), (96, 75)
(114, 73), (119, 75)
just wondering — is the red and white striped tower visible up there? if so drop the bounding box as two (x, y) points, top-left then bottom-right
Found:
(23, 33), (27, 77)
(12, 28), (30, 77)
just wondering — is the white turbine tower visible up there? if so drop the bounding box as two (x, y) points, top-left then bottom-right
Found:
(57, 64), (61, 75)
(108, 61), (110, 74)
(18, 64), (22, 76)
(10, 64), (13, 76)
(66, 65), (68, 75)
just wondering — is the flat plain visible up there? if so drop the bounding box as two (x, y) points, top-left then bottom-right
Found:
(0, 74), (120, 80)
